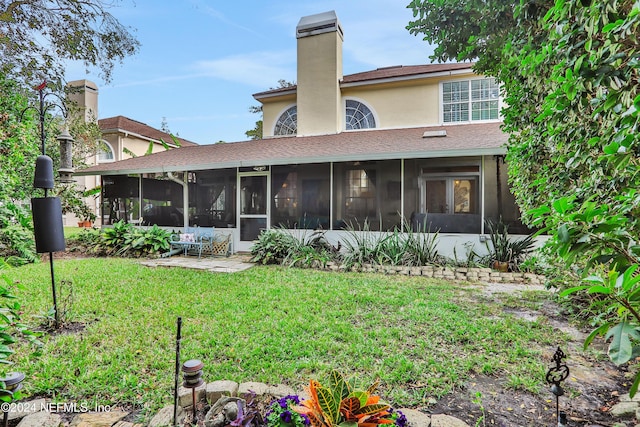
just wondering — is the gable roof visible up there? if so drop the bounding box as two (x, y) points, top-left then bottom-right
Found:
(99, 116), (198, 147)
(77, 122), (507, 176)
(253, 62), (475, 99)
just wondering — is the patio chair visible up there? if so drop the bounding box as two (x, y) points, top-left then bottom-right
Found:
(170, 227), (212, 258)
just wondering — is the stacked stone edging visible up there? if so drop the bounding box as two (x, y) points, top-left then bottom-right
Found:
(149, 380), (469, 427)
(322, 262), (545, 285)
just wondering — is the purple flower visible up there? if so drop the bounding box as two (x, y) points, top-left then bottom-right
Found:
(301, 414), (310, 425)
(395, 410), (407, 427)
(280, 410), (292, 423)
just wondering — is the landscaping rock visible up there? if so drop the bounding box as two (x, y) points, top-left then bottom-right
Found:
(178, 383), (207, 408)
(610, 400), (638, 418)
(431, 414), (471, 427)
(206, 380), (239, 403)
(8, 398), (49, 421)
(238, 381), (269, 397)
(69, 411), (128, 427)
(267, 384), (296, 398)
(397, 408), (430, 427)
(148, 405), (184, 427)
(16, 411), (62, 427)
(113, 421), (143, 427)
(205, 397), (244, 427)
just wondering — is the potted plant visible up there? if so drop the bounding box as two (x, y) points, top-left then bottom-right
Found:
(485, 218), (535, 272)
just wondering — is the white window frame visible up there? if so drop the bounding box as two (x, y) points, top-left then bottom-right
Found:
(343, 97), (378, 131)
(440, 77), (501, 125)
(272, 104), (297, 136)
(97, 140), (115, 163)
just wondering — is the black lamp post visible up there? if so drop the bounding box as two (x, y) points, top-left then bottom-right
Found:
(29, 81), (74, 329)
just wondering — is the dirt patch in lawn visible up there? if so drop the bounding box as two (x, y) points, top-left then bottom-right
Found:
(424, 281), (630, 427)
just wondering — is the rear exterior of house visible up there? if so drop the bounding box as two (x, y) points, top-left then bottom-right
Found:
(77, 11), (528, 257)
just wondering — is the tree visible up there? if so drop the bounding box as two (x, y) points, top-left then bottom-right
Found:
(246, 80), (295, 140)
(408, 0), (640, 394)
(0, 0), (140, 88)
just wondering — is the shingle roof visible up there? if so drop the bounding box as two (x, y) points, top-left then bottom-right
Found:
(98, 116), (198, 147)
(253, 63), (475, 99)
(77, 122), (507, 176)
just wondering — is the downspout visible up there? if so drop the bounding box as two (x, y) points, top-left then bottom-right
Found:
(167, 171), (189, 228)
(400, 159), (405, 230)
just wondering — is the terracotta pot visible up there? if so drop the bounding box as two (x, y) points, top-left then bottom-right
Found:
(492, 260), (509, 272)
(81, 220), (92, 228)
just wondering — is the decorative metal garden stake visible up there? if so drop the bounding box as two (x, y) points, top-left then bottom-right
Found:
(173, 317), (182, 427)
(182, 359), (204, 420)
(546, 346), (570, 426)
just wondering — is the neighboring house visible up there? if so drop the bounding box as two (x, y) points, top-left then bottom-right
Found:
(66, 79), (197, 226)
(77, 10), (528, 256)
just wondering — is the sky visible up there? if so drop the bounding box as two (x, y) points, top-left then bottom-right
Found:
(66, 0), (435, 145)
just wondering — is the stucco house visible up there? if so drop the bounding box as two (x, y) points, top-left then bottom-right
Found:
(77, 11), (528, 256)
(66, 79), (197, 225)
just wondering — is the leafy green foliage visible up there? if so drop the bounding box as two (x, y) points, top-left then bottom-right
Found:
(250, 229), (299, 265)
(484, 218), (536, 271)
(0, 260), (42, 376)
(0, 203), (36, 266)
(408, 0), (640, 395)
(294, 371), (392, 427)
(0, 0), (140, 88)
(98, 221), (170, 257)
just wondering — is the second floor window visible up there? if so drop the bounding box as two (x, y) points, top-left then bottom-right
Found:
(345, 100), (376, 130)
(274, 106), (297, 136)
(442, 78), (499, 123)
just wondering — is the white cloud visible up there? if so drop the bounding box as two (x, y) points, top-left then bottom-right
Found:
(191, 51), (296, 88)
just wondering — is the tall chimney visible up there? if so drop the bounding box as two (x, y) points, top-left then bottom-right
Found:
(296, 11), (343, 136)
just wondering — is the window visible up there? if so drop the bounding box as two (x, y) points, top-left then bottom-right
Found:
(420, 166), (479, 215)
(274, 106), (297, 135)
(345, 168), (376, 218)
(345, 100), (376, 130)
(97, 141), (114, 162)
(442, 78), (499, 123)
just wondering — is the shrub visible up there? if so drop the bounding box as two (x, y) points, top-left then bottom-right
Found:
(0, 203), (37, 266)
(251, 228), (299, 265)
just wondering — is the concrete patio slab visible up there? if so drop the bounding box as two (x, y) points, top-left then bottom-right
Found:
(140, 255), (254, 273)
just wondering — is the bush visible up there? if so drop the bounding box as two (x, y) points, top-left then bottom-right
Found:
(0, 203), (37, 266)
(251, 229), (298, 265)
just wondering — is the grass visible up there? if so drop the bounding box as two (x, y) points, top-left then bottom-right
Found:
(6, 258), (563, 419)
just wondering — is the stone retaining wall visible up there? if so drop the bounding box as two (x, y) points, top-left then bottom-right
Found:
(323, 262), (545, 285)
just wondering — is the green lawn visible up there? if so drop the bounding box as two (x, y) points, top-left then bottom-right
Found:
(6, 258), (562, 418)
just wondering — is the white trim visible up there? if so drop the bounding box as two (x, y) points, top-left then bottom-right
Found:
(439, 77), (502, 125)
(272, 104), (297, 136)
(340, 68), (474, 89)
(97, 140), (115, 163)
(342, 96), (379, 131)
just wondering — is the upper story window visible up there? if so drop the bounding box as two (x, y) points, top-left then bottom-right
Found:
(345, 100), (376, 130)
(274, 106), (297, 136)
(97, 141), (115, 163)
(442, 78), (499, 123)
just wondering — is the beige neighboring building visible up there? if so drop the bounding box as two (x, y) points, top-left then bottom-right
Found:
(78, 10), (528, 257)
(66, 80), (197, 226)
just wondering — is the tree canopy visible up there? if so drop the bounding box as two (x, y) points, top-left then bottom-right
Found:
(0, 0), (140, 88)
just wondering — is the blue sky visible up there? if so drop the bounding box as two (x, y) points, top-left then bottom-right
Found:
(67, 1), (434, 145)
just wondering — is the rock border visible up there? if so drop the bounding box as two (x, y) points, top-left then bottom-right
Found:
(323, 262), (545, 285)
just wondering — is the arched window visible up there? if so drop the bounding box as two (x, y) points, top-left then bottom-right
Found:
(345, 100), (376, 130)
(97, 141), (115, 163)
(274, 106), (297, 136)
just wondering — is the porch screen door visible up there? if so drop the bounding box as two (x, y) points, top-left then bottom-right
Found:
(238, 173), (270, 243)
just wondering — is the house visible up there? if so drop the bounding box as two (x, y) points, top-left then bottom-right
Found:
(77, 10), (528, 257)
(65, 79), (197, 225)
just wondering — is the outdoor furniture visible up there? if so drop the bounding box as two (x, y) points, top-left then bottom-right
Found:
(170, 227), (214, 258)
(203, 233), (232, 257)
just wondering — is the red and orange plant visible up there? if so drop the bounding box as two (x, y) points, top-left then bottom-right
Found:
(293, 371), (399, 427)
